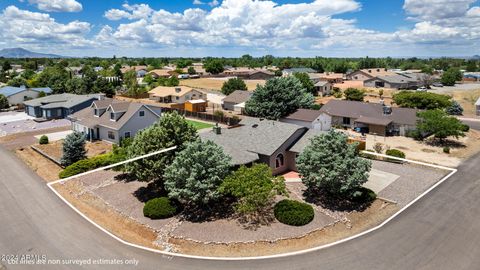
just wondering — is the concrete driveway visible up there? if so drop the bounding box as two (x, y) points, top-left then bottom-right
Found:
(34, 130), (73, 142)
(0, 111), (34, 123)
(0, 118), (70, 136)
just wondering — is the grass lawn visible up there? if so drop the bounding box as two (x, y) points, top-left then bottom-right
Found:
(186, 120), (214, 130)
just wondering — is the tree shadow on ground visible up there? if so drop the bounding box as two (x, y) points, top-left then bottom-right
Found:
(235, 207), (276, 230)
(303, 188), (374, 212)
(424, 138), (466, 149)
(113, 172), (137, 183)
(179, 198), (236, 223)
(132, 181), (169, 203)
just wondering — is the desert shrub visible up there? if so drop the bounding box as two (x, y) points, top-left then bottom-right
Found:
(406, 130), (424, 140)
(386, 149), (406, 159)
(443, 147), (450, 154)
(274, 200), (314, 226)
(461, 124), (470, 132)
(39, 135), (49, 145)
(143, 197), (179, 219)
(59, 153), (123, 179)
(350, 187), (377, 203)
(373, 142), (384, 153)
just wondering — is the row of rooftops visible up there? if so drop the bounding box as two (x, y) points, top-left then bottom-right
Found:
(0, 85), (52, 97)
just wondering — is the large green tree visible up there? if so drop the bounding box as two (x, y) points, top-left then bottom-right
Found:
(220, 164), (287, 221)
(164, 140), (231, 209)
(245, 76), (315, 120)
(393, 91), (452, 110)
(125, 111), (198, 183)
(221, 77), (248, 95)
(204, 59), (224, 74)
(293, 72), (316, 95)
(0, 94), (9, 109)
(296, 130), (372, 197)
(416, 109), (466, 142)
(344, 88), (365, 101)
(441, 68), (462, 86)
(61, 132), (87, 167)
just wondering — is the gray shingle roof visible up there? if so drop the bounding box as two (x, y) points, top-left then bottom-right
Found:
(222, 90), (252, 104)
(0, 86), (52, 97)
(200, 117), (306, 165)
(289, 129), (327, 153)
(23, 93), (102, 109)
(319, 100), (417, 126)
(283, 109), (323, 122)
(70, 100), (161, 130)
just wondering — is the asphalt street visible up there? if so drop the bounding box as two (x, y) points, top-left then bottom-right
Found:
(1, 146), (480, 270)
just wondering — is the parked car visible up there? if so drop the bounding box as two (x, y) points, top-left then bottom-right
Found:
(416, 86), (427, 92)
(178, 74), (189, 79)
(432, 82), (444, 87)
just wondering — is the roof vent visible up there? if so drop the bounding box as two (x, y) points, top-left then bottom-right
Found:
(175, 87), (181, 93)
(383, 105), (392, 115)
(252, 124), (258, 128)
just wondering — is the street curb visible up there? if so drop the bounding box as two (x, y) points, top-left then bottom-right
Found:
(47, 149), (457, 261)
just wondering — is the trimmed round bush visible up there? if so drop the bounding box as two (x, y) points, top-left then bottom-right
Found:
(39, 135), (49, 145)
(274, 199), (314, 226)
(461, 124), (470, 132)
(443, 147), (450, 154)
(143, 197), (178, 219)
(351, 187), (377, 203)
(386, 149), (406, 159)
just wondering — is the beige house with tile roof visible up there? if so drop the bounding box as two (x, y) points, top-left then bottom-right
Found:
(148, 86), (206, 104)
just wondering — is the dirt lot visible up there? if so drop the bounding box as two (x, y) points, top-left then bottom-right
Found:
(180, 78), (266, 91)
(449, 89), (480, 117)
(15, 140), (113, 182)
(366, 130), (480, 167)
(0, 126), (70, 150)
(34, 140), (113, 161)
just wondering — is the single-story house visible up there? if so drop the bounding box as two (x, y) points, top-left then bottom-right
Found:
(319, 72), (344, 84)
(200, 118), (307, 175)
(70, 99), (161, 144)
(0, 86), (52, 106)
(148, 86), (206, 104)
(280, 109), (330, 130)
(314, 81), (332, 96)
(242, 70), (275, 80)
(346, 68), (395, 81)
(318, 100), (417, 136)
(287, 129), (327, 171)
(222, 90), (252, 111)
(120, 66), (148, 77)
(363, 74), (421, 89)
(148, 69), (172, 78)
(24, 93), (103, 120)
(282, 68), (316, 76)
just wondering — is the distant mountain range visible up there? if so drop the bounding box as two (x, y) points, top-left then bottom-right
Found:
(472, 55), (480, 60)
(0, 48), (64, 58)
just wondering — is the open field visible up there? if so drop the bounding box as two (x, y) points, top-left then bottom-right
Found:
(180, 78), (266, 91)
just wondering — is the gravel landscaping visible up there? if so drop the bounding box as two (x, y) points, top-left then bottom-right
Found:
(52, 159), (449, 250)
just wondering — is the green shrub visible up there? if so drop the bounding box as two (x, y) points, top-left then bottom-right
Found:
(386, 149), (406, 159)
(406, 130), (424, 140)
(351, 187), (377, 203)
(39, 135), (49, 145)
(461, 124), (470, 132)
(274, 200), (314, 226)
(59, 153), (120, 179)
(143, 197), (178, 219)
(443, 147), (450, 154)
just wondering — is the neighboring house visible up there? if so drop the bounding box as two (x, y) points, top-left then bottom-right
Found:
(318, 100), (417, 136)
(121, 66), (148, 77)
(24, 93), (103, 120)
(148, 69), (172, 78)
(0, 86), (52, 106)
(70, 99), (161, 144)
(476, 97), (480, 116)
(243, 70), (275, 80)
(318, 72), (344, 84)
(148, 86), (206, 104)
(363, 74), (421, 89)
(222, 90), (252, 111)
(314, 81), (332, 96)
(200, 117), (307, 175)
(282, 68), (316, 76)
(281, 109), (331, 131)
(346, 68), (396, 81)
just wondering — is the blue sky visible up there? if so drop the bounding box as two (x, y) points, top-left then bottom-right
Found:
(0, 0), (479, 57)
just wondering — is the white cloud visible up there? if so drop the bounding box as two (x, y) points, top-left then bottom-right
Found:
(104, 3), (153, 20)
(403, 0), (475, 20)
(28, 0), (83, 12)
(208, 0), (220, 7)
(193, 0), (205, 5)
